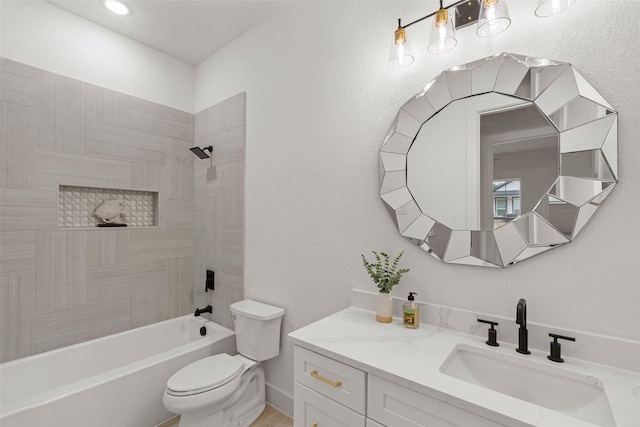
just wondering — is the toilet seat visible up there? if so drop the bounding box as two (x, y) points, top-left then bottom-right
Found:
(166, 353), (244, 396)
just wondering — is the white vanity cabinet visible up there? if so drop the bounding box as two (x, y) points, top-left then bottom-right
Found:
(293, 346), (366, 427)
(290, 307), (640, 427)
(367, 375), (505, 427)
(293, 345), (506, 427)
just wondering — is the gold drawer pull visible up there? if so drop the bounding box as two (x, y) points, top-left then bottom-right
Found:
(311, 423), (318, 427)
(310, 369), (342, 388)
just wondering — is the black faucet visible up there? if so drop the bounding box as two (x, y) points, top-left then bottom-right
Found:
(194, 305), (213, 316)
(477, 319), (499, 347)
(516, 298), (530, 354)
(547, 333), (576, 363)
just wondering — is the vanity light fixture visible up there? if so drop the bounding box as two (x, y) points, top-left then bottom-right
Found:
(535, 0), (577, 17)
(476, 0), (511, 37)
(102, 0), (130, 16)
(428, 1), (457, 54)
(389, 21), (415, 69)
(390, 0), (577, 68)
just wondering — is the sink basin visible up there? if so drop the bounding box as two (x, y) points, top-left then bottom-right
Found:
(440, 344), (615, 427)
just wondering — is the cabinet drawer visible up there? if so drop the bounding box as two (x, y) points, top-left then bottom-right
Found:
(368, 375), (506, 427)
(294, 346), (366, 414)
(294, 383), (365, 427)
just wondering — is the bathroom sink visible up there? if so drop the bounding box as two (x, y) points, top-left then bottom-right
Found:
(440, 344), (616, 427)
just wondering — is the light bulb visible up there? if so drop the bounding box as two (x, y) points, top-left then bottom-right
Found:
(102, 0), (129, 15)
(477, 0), (511, 37)
(428, 8), (457, 55)
(389, 27), (414, 69)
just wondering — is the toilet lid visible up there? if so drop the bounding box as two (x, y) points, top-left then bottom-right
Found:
(167, 354), (244, 394)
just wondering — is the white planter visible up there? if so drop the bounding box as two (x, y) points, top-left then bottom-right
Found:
(376, 292), (393, 323)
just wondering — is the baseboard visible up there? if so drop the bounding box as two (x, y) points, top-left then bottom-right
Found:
(265, 382), (293, 418)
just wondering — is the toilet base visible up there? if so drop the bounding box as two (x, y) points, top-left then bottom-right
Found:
(170, 362), (266, 427)
(179, 409), (223, 427)
(223, 365), (266, 427)
(225, 402), (264, 427)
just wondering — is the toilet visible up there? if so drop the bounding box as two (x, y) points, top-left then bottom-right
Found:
(163, 300), (284, 427)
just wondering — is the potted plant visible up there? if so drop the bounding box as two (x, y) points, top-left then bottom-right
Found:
(362, 251), (410, 323)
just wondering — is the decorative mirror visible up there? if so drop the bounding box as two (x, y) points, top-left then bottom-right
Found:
(380, 53), (617, 268)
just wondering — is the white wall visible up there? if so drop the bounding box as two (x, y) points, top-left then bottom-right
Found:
(0, 0), (194, 113)
(196, 0), (640, 411)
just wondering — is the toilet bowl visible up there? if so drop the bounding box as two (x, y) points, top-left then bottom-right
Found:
(163, 300), (284, 427)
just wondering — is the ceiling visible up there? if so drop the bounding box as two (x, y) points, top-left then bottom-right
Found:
(46, 0), (290, 66)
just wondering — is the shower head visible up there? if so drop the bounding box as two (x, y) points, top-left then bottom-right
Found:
(190, 146), (213, 159)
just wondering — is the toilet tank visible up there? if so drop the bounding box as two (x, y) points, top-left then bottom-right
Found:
(230, 300), (285, 361)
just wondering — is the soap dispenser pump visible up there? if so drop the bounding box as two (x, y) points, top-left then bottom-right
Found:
(403, 292), (419, 329)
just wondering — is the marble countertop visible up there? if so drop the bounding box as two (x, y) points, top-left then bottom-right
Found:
(288, 307), (640, 427)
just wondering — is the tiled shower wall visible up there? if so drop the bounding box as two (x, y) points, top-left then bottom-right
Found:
(0, 58), (196, 362)
(194, 93), (245, 329)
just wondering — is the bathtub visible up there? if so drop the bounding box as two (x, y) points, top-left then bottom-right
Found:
(0, 314), (236, 427)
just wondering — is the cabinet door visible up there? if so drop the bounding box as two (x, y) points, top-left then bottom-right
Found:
(368, 375), (506, 427)
(294, 383), (365, 427)
(366, 418), (386, 427)
(294, 346), (366, 414)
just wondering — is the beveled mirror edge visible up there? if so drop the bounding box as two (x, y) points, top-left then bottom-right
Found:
(380, 52), (618, 268)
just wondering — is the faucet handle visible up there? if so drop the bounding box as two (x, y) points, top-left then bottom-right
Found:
(477, 319), (499, 347)
(547, 333), (576, 363)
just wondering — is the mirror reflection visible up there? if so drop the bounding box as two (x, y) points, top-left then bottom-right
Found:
(380, 53), (618, 268)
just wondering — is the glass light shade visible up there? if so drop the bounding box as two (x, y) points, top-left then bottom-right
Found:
(428, 10), (457, 55)
(477, 0), (511, 37)
(535, 0), (577, 17)
(389, 28), (415, 69)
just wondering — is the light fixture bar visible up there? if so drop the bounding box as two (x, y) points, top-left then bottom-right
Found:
(455, 1), (481, 29)
(390, 0), (577, 68)
(398, 0), (470, 30)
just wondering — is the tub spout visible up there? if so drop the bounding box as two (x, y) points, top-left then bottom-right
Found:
(194, 305), (213, 316)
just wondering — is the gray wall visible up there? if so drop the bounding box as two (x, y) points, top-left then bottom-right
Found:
(193, 93), (246, 329)
(0, 58), (196, 362)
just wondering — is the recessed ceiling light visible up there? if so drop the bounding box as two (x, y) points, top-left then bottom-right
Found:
(102, 0), (130, 16)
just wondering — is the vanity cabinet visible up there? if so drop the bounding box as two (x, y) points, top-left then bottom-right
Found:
(294, 383), (365, 427)
(293, 346), (365, 427)
(368, 375), (505, 427)
(293, 345), (505, 427)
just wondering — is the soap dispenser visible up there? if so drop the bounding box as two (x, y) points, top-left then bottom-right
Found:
(403, 292), (419, 329)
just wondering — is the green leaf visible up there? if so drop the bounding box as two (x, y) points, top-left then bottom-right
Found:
(361, 250), (410, 293)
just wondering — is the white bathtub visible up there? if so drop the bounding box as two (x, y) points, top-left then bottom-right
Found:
(0, 315), (236, 427)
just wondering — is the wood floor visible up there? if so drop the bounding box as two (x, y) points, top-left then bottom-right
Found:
(252, 404), (293, 427)
(158, 404), (293, 427)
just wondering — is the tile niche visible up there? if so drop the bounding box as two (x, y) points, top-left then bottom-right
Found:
(58, 185), (157, 228)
